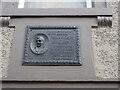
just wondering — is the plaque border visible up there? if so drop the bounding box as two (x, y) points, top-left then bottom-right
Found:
(22, 26), (81, 66)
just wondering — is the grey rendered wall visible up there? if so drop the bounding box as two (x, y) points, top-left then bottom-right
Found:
(0, 1), (119, 78)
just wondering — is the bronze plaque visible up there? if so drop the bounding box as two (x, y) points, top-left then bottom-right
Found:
(23, 26), (81, 66)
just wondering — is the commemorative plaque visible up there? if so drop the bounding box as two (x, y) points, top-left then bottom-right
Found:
(23, 26), (81, 66)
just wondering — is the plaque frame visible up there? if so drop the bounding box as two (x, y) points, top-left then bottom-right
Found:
(23, 26), (81, 66)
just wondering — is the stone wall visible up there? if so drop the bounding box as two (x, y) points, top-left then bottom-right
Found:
(91, 1), (119, 78)
(0, 27), (15, 78)
(0, 1), (119, 78)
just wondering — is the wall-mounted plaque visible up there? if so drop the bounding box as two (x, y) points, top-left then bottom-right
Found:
(23, 26), (81, 66)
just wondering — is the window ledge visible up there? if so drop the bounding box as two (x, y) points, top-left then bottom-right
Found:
(1, 8), (112, 17)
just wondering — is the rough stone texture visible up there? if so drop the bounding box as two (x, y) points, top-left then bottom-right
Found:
(118, 1), (120, 79)
(0, 1), (119, 78)
(0, 28), (2, 78)
(92, 1), (119, 78)
(118, 2), (120, 80)
(92, 27), (118, 78)
(0, 27), (15, 78)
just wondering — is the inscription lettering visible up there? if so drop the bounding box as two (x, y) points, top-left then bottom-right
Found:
(23, 26), (81, 65)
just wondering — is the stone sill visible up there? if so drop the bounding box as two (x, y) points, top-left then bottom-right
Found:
(1, 8), (112, 17)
